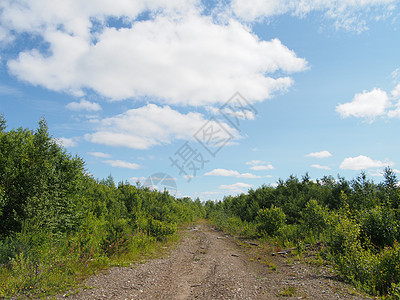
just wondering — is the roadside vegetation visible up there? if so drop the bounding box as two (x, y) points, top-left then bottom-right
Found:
(2, 115), (400, 299)
(0, 116), (205, 298)
(205, 170), (400, 298)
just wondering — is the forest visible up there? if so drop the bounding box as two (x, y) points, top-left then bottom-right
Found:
(0, 116), (205, 298)
(205, 169), (400, 297)
(1, 116), (400, 298)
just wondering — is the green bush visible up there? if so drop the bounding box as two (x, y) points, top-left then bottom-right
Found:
(388, 282), (400, 299)
(334, 236), (376, 291)
(324, 209), (360, 254)
(276, 224), (304, 246)
(301, 199), (328, 235)
(256, 205), (286, 237)
(0, 235), (22, 265)
(359, 206), (398, 249)
(147, 218), (177, 241)
(373, 243), (400, 295)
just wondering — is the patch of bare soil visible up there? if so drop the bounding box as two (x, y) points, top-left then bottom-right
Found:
(55, 224), (370, 299)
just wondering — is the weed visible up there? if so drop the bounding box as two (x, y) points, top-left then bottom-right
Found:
(278, 286), (296, 297)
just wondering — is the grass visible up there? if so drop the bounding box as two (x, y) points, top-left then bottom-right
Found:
(0, 228), (182, 299)
(278, 286), (296, 297)
(269, 263), (277, 271)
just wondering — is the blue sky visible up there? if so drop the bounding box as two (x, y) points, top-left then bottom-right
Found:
(1, 0), (400, 200)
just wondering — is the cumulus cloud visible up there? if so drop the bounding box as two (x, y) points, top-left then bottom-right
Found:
(249, 165), (272, 171)
(231, 0), (397, 32)
(0, 0), (196, 38)
(246, 160), (265, 165)
(204, 168), (260, 178)
(220, 108), (256, 121)
(311, 164), (331, 170)
(66, 99), (101, 112)
(85, 104), (238, 150)
(388, 99), (400, 118)
(87, 151), (111, 158)
(56, 137), (77, 147)
(246, 160), (274, 170)
(103, 159), (141, 170)
(336, 88), (390, 121)
(391, 82), (400, 97)
(306, 150), (332, 158)
(2, 0), (307, 106)
(340, 155), (393, 170)
(219, 182), (253, 193)
(336, 80), (400, 121)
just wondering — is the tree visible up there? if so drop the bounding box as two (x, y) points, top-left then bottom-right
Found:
(382, 167), (399, 208)
(0, 117), (85, 235)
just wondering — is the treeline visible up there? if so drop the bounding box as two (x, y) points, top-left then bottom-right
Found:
(205, 171), (400, 297)
(0, 116), (205, 298)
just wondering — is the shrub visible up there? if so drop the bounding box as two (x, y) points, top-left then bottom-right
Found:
(301, 199), (328, 235)
(276, 224), (305, 246)
(359, 206), (398, 249)
(256, 205), (286, 237)
(334, 236), (376, 290)
(147, 218), (177, 241)
(373, 242), (400, 295)
(324, 210), (359, 255)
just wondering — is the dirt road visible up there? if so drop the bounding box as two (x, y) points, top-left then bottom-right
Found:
(59, 224), (369, 299)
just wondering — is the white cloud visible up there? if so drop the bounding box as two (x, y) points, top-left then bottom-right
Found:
(66, 99), (101, 112)
(221, 108), (256, 121)
(336, 88), (390, 121)
(219, 182), (253, 193)
(3, 1), (307, 106)
(103, 159), (141, 170)
(0, 26), (15, 44)
(388, 100), (400, 118)
(184, 175), (194, 180)
(87, 151), (111, 158)
(340, 155), (394, 170)
(0, 0), (196, 37)
(311, 164), (331, 170)
(231, 0), (396, 32)
(250, 165), (274, 171)
(56, 137), (77, 147)
(246, 160), (265, 165)
(201, 191), (221, 195)
(369, 169), (384, 177)
(370, 168), (400, 177)
(85, 104), (238, 149)
(392, 68), (400, 83)
(306, 150), (332, 159)
(128, 176), (147, 184)
(246, 160), (274, 170)
(391, 82), (400, 98)
(336, 81), (400, 121)
(204, 168), (260, 178)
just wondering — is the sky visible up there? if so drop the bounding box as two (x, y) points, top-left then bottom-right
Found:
(0, 0), (400, 201)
